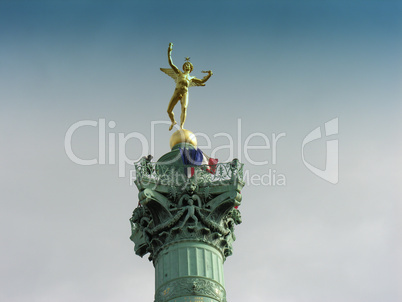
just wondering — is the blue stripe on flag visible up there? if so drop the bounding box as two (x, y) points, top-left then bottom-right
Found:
(180, 148), (203, 166)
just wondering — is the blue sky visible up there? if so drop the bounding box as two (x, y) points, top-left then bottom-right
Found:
(1, 1), (401, 302)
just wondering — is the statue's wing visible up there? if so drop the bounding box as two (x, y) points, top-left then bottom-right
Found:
(189, 78), (206, 87)
(160, 68), (178, 81)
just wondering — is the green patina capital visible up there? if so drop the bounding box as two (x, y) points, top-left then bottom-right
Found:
(130, 153), (244, 263)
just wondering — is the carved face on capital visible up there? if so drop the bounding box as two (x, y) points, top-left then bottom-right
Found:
(233, 208), (242, 224)
(187, 182), (197, 194)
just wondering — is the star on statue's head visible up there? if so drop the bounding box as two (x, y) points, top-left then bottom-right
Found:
(185, 57), (191, 62)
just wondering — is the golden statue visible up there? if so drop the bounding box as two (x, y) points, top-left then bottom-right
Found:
(161, 43), (213, 131)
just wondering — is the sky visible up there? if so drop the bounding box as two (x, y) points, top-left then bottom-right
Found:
(0, 0), (401, 301)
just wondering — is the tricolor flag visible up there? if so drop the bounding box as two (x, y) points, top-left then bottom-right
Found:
(180, 148), (218, 178)
(201, 153), (218, 174)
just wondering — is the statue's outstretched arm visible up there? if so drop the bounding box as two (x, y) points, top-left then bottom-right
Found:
(192, 70), (213, 85)
(167, 43), (180, 74)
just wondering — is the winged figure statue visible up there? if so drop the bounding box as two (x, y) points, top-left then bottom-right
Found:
(161, 43), (213, 131)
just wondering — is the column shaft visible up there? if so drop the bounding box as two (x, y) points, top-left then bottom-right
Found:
(154, 242), (226, 302)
